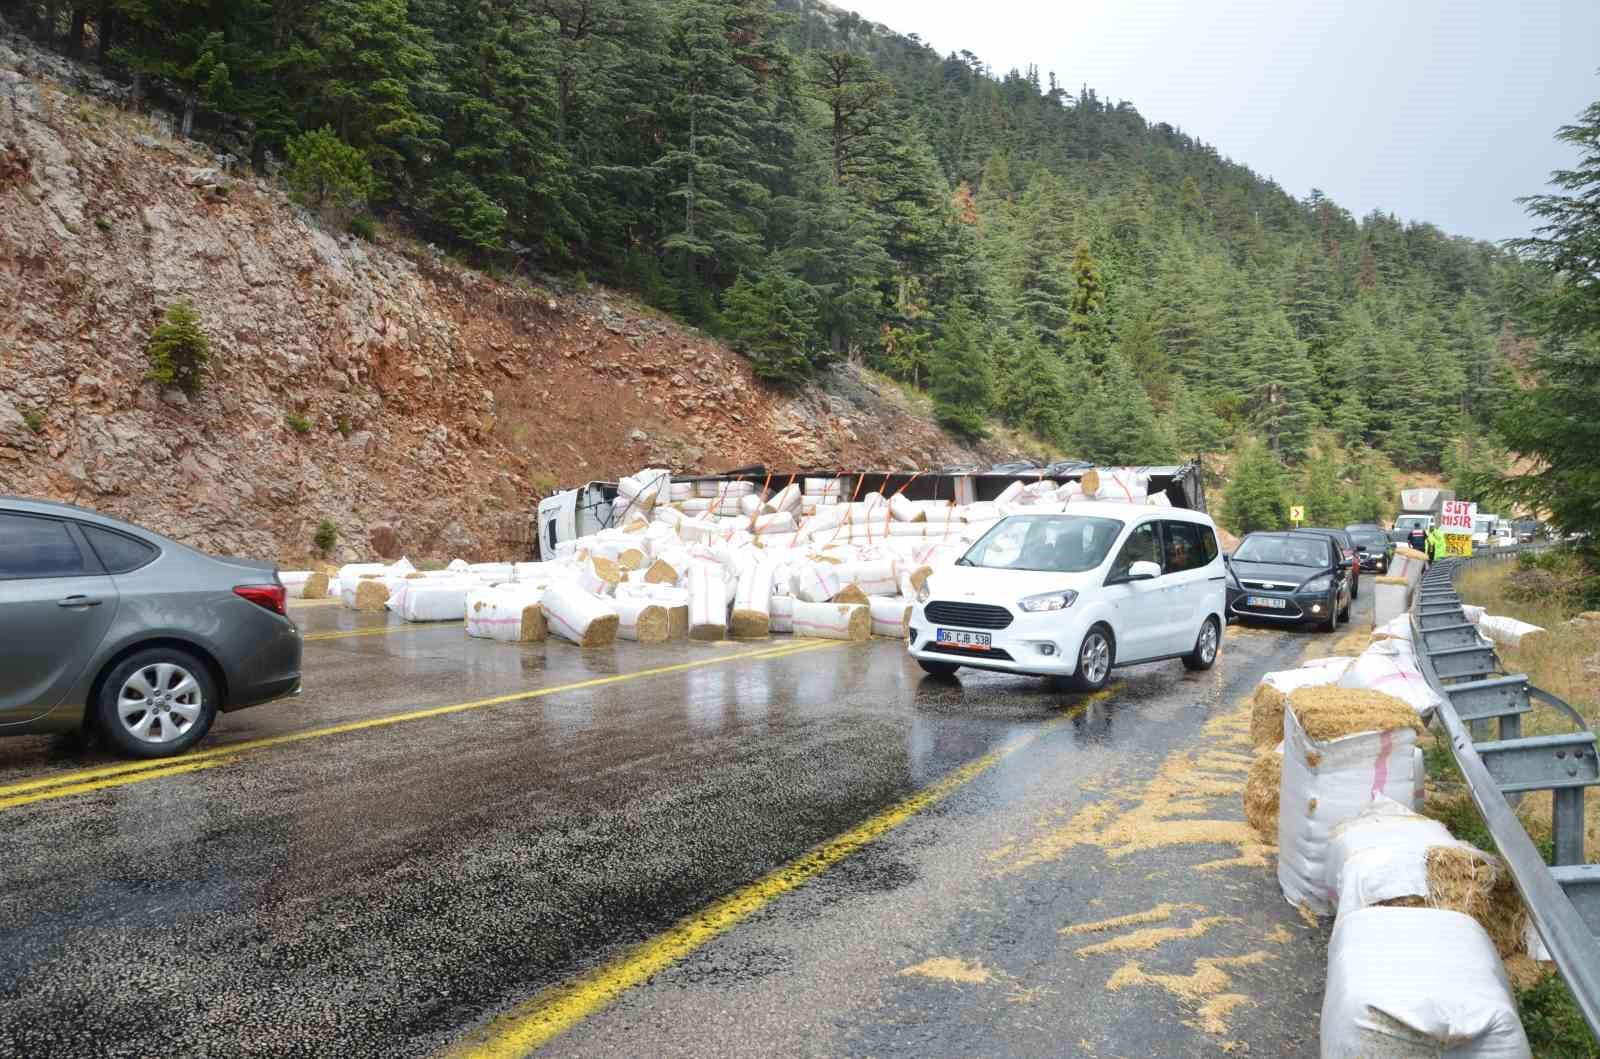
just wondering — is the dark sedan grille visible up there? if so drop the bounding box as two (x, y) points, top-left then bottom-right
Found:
(1240, 579), (1298, 592)
(925, 601), (1014, 630)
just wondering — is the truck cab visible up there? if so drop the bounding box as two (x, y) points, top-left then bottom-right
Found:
(536, 482), (618, 560)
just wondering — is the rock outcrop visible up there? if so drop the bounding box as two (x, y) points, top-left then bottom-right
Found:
(0, 33), (1018, 561)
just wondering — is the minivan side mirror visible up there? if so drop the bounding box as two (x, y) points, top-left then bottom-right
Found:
(1127, 560), (1161, 581)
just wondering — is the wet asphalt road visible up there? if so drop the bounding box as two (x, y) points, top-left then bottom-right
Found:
(0, 593), (1373, 1057)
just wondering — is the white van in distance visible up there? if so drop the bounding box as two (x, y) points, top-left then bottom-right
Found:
(907, 504), (1227, 691)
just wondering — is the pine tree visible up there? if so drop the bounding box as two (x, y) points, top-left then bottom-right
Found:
(1298, 442), (1353, 527)
(929, 304), (993, 440)
(1221, 440), (1289, 536)
(721, 264), (820, 386)
(1076, 346), (1174, 465)
(997, 329), (1067, 443)
(1239, 311), (1316, 460)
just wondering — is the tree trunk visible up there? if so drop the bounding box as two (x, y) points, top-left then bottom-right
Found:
(41, 0), (60, 44)
(684, 97), (697, 242)
(97, 8), (117, 64)
(131, 70), (143, 111)
(66, 8), (86, 56)
(181, 91), (197, 139)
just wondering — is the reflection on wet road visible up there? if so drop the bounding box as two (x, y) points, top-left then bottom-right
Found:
(0, 602), (1359, 1056)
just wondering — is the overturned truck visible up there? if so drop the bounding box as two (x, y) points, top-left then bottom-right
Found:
(536, 461), (1206, 561)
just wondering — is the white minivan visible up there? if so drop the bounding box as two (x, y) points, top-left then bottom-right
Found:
(906, 504), (1227, 690)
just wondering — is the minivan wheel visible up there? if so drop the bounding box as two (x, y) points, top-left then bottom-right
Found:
(1183, 617), (1221, 671)
(1070, 626), (1115, 692)
(917, 659), (961, 680)
(97, 648), (219, 758)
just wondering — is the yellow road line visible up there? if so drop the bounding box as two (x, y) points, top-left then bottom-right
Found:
(0, 640), (841, 811)
(303, 622), (465, 642)
(445, 682), (1123, 1058)
(0, 756), (238, 812)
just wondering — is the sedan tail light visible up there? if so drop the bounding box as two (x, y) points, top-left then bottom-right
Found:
(235, 584), (287, 616)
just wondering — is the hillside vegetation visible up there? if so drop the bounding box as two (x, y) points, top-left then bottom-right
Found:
(2, 0), (1537, 520)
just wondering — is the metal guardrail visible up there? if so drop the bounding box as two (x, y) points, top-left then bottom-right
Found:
(1411, 557), (1600, 1035)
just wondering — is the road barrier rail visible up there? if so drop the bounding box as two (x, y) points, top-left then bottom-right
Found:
(1411, 557), (1600, 1035)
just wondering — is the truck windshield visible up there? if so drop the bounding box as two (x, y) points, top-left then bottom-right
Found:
(960, 515), (1124, 573)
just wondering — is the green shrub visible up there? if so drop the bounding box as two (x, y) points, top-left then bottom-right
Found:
(1517, 973), (1599, 1057)
(285, 413), (312, 435)
(336, 414), (352, 438)
(95, 216), (112, 232)
(22, 409), (43, 433)
(529, 470), (559, 495)
(313, 519), (338, 555)
(348, 214), (377, 241)
(285, 126), (374, 217)
(145, 301), (211, 396)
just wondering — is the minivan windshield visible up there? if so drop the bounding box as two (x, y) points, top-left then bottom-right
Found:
(1233, 534), (1327, 568)
(960, 515), (1125, 573)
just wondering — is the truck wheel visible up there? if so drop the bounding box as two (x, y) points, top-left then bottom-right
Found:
(918, 659), (960, 680)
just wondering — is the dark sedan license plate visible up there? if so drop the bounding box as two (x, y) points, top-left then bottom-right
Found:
(937, 628), (991, 650)
(1246, 596), (1287, 610)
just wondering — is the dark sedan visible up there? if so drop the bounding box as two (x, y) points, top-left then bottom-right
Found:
(0, 498), (302, 757)
(1295, 527), (1361, 599)
(1345, 525), (1395, 573)
(1225, 530), (1352, 632)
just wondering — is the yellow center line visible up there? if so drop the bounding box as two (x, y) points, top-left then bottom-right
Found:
(444, 682), (1123, 1059)
(0, 639), (842, 811)
(303, 622), (466, 642)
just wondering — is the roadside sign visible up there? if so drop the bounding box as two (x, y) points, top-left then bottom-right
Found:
(1289, 505), (1304, 526)
(1441, 499), (1475, 558)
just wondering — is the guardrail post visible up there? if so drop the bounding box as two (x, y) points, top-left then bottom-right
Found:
(1556, 788), (1588, 867)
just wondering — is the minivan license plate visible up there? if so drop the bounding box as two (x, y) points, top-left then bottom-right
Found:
(937, 629), (991, 650)
(1246, 596), (1287, 610)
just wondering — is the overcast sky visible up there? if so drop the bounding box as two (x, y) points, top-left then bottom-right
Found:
(835, 0), (1600, 243)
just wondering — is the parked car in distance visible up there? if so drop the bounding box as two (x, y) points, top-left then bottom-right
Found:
(0, 498), (302, 757)
(1295, 527), (1361, 598)
(907, 504), (1226, 691)
(1225, 530), (1352, 632)
(1343, 525), (1395, 574)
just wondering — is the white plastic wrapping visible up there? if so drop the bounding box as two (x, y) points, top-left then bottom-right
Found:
(792, 562), (844, 604)
(869, 597), (912, 639)
(791, 600), (869, 641)
(1338, 652), (1444, 718)
(1326, 796), (1460, 916)
(280, 571), (313, 598)
(1278, 705), (1423, 916)
(836, 558), (900, 597)
(465, 584), (547, 642)
(541, 583), (620, 646)
(614, 598), (671, 644)
(769, 594), (795, 634)
(687, 562), (727, 641)
(1321, 908), (1530, 1058)
(1478, 615), (1546, 647)
(387, 577), (474, 622)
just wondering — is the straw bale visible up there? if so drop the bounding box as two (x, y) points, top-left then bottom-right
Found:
(832, 583), (870, 606)
(666, 605), (689, 640)
(644, 559), (679, 584)
(301, 571), (330, 599)
(355, 580), (390, 612)
(1375, 575), (1408, 585)
(905, 565), (934, 592)
(574, 612), (619, 647)
(1286, 687), (1425, 742)
(1425, 845), (1527, 959)
(514, 603), (547, 642)
(730, 608), (770, 640)
(617, 548), (646, 572)
(591, 555), (623, 584)
(628, 604), (671, 644)
(1250, 683), (1287, 748)
(1243, 750), (1281, 838)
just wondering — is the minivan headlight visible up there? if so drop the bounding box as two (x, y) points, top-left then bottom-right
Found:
(1019, 590), (1078, 613)
(1300, 575), (1333, 594)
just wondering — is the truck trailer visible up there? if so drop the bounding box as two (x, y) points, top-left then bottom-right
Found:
(1390, 487), (1456, 544)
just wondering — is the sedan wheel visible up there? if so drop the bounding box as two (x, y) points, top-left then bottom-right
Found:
(1071, 627), (1114, 692)
(98, 648), (219, 758)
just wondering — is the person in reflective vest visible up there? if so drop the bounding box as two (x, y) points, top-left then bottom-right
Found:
(1426, 524), (1448, 565)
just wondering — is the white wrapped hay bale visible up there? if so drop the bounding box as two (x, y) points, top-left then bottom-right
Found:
(1249, 658), (1356, 747)
(750, 511), (795, 536)
(869, 596), (911, 639)
(1081, 468), (1148, 503)
(1321, 907), (1530, 1059)
(766, 482), (802, 514)
(1338, 650), (1444, 719)
(738, 493), (765, 517)
(792, 562), (844, 604)
(889, 492), (921, 522)
(576, 557), (623, 597)
(618, 468), (671, 511)
(687, 562), (727, 641)
(465, 585), (547, 642)
(541, 583), (620, 647)
(615, 598), (671, 644)
(1477, 615), (1546, 648)
(769, 594), (795, 634)
(803, 477), (843, 497)
(836, 558), (899, 597)
(1326, 796), (1458, 915)
(791, 600), (870, 641)
(468, 562), (515, 584)
(388, 577), (474, 622)
(1372, 615), (1414, 642)
(730, 557), (777, 639)
(1278, 688), (1426, 916)
(280, 571), (313, 598)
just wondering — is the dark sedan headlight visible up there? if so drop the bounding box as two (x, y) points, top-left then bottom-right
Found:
(1299, 574), (1333, 594)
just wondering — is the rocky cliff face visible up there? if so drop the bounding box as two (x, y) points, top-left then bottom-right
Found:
(0, 33), (1015, 562)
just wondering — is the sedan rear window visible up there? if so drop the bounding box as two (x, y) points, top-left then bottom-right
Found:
(962, 515), (1125, 573)
(81, 524), (160, 574)
(0, 513), (90, 579)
